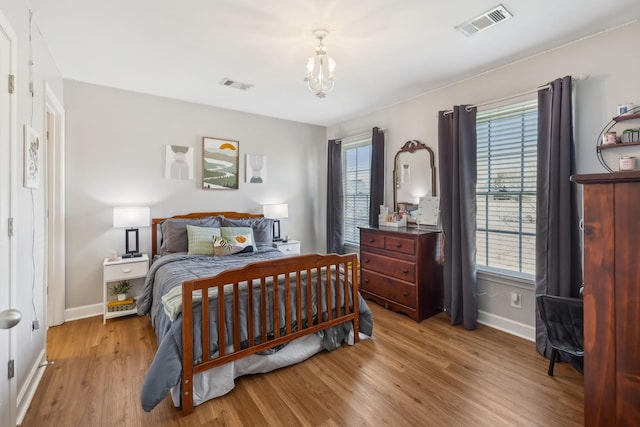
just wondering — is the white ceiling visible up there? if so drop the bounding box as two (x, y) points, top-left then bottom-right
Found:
(30, 0), (640, 126)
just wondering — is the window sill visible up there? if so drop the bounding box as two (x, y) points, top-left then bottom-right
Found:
(477, 267), (534, 289)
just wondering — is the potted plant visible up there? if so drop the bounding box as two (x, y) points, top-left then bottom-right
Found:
(110, 280), (132, 301)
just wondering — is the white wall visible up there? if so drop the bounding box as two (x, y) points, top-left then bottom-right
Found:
(326, 22), (640, 338)
(0, 0), (64, 420)
(63, 80), (325, 311)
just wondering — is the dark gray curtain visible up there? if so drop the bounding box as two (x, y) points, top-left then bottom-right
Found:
(369, 127), (385, 227)
(438, 105), (478, 330)
(326, 139), (344, 254)
(535, 76), (582, 356)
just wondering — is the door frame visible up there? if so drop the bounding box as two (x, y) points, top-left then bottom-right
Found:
(0, 9), (18, 427)
(44, 83), (65, 328)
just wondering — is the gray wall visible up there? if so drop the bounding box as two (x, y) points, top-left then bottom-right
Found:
(325, 21), (640, 339)
(64, 80), (325, 311)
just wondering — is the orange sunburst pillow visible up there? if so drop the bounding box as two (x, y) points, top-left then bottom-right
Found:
(213, 232), (254, 256)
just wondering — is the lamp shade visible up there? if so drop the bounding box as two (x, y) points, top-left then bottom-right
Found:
(113, 207), (150, 228)
(262, 203), (288, 219)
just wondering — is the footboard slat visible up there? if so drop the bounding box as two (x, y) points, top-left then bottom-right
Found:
(180, 253), (360, 415)
(217, 292), (225, 358)
(232, 283), (240, 351)
(315, 267), (322, 325)
(306, 268), (313, 326)
(260, 278), (267, 343)
(344, 262), (350, 315)
(202, 293), (210, 363)
(285, 273), (292, 336)
(326, 266), (332, 321)
(247, 280), (254, 350)
(296, 271), (303, 332)
(273, 274), (280, 339)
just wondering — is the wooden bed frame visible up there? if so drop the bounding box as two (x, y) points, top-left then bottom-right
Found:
(151, 212), (360, 415)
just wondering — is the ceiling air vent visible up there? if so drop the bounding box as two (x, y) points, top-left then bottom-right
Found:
(455, 4), (513, 37)
(219, 78), (253, 91)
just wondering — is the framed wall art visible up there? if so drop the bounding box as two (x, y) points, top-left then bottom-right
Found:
(24, 124), (41, 188)
(165, 144), (194, 180)
(245, 154), (266, 183)
(202, 137), (239, 190)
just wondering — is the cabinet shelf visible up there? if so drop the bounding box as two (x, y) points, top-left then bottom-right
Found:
(613, 112), (640, 122)
(597, 141), (640, 151)
(597, 107), (640, 171)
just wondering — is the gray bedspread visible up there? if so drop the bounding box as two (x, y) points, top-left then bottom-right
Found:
(137, 249), (373, 412)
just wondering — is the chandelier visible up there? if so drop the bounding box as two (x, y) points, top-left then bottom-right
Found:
(304, 29), (335, 98)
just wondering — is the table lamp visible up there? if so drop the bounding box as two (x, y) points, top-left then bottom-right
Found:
(113, 207), (150, 258)
(262, 203), (288, 241)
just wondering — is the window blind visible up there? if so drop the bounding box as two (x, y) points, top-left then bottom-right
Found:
(476, 99), (538, 275)
(342, 139), (371, 245)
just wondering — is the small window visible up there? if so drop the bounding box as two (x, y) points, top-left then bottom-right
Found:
(476, 100), (537, 276)
(342, 138), (372, 245)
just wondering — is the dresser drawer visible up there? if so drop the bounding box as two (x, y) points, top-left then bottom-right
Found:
(385, 236), (416, 255)
(360, 230), (385, 249)
(361, 270), (416, 308)
(104, 260), (148, 281)
(360, 251), (415, 281)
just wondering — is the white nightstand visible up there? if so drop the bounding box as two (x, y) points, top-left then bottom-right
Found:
(273, 240), (300, 256)
(103, 254), (149, 324)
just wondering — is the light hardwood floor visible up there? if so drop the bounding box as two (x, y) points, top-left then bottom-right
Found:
(21, 304), (583, 426)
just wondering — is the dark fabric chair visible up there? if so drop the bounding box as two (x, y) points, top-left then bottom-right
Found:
(536, 294), (584, 376)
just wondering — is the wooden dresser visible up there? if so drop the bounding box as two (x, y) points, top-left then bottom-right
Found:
(359, 226), (443, 322)
(572, 171), (640, 426)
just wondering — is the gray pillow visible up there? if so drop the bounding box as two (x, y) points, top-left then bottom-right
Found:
(221, 217), (273, 247)
(160, 216), (223, 256)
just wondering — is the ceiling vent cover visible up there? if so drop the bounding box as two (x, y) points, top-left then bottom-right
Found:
(219, 78), (254, 91)
(455, 4), (513, 37)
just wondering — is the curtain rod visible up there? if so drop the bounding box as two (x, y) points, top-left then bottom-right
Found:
(335, 127), (386, 142)
(442, 85), (549, 115)
(442, 74), (588, 115)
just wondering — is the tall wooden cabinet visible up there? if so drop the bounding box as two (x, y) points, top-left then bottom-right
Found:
(572, 171), (640, 426)
(359, 226), (443, 322)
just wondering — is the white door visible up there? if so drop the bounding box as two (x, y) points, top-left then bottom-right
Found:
(0, 12), (17, 427)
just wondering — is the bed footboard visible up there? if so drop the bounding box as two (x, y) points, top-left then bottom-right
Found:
(180, 253), (359, 415)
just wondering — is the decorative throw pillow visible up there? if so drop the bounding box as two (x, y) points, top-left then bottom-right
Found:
(221, 227), (257, 251)
(212, 234), (253, 256)
(186, 225), (222, 255)
(221, 217), (273, 247)
(160, 216), (224, 255)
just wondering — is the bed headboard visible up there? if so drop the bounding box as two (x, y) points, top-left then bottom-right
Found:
(151, 211), (263, 258)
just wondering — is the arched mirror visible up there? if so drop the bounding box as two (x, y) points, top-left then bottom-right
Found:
(393, 140), (436, 216)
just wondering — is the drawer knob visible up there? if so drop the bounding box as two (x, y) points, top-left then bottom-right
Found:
(369, 238), (375, 243)
(396, 243), (402, 248)
(402, 292), (408, 297)
(402, 269), (409, 274)
(364, 279), (369, 284)
(363, 259), (370, 264)
(123, 268), (132, 273)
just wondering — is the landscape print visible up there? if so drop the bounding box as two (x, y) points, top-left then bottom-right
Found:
(202, 137), (239, 189)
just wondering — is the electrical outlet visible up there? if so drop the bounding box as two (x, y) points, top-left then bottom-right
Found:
(32, 320), (40, 331)
(510, 291), (522, 309)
